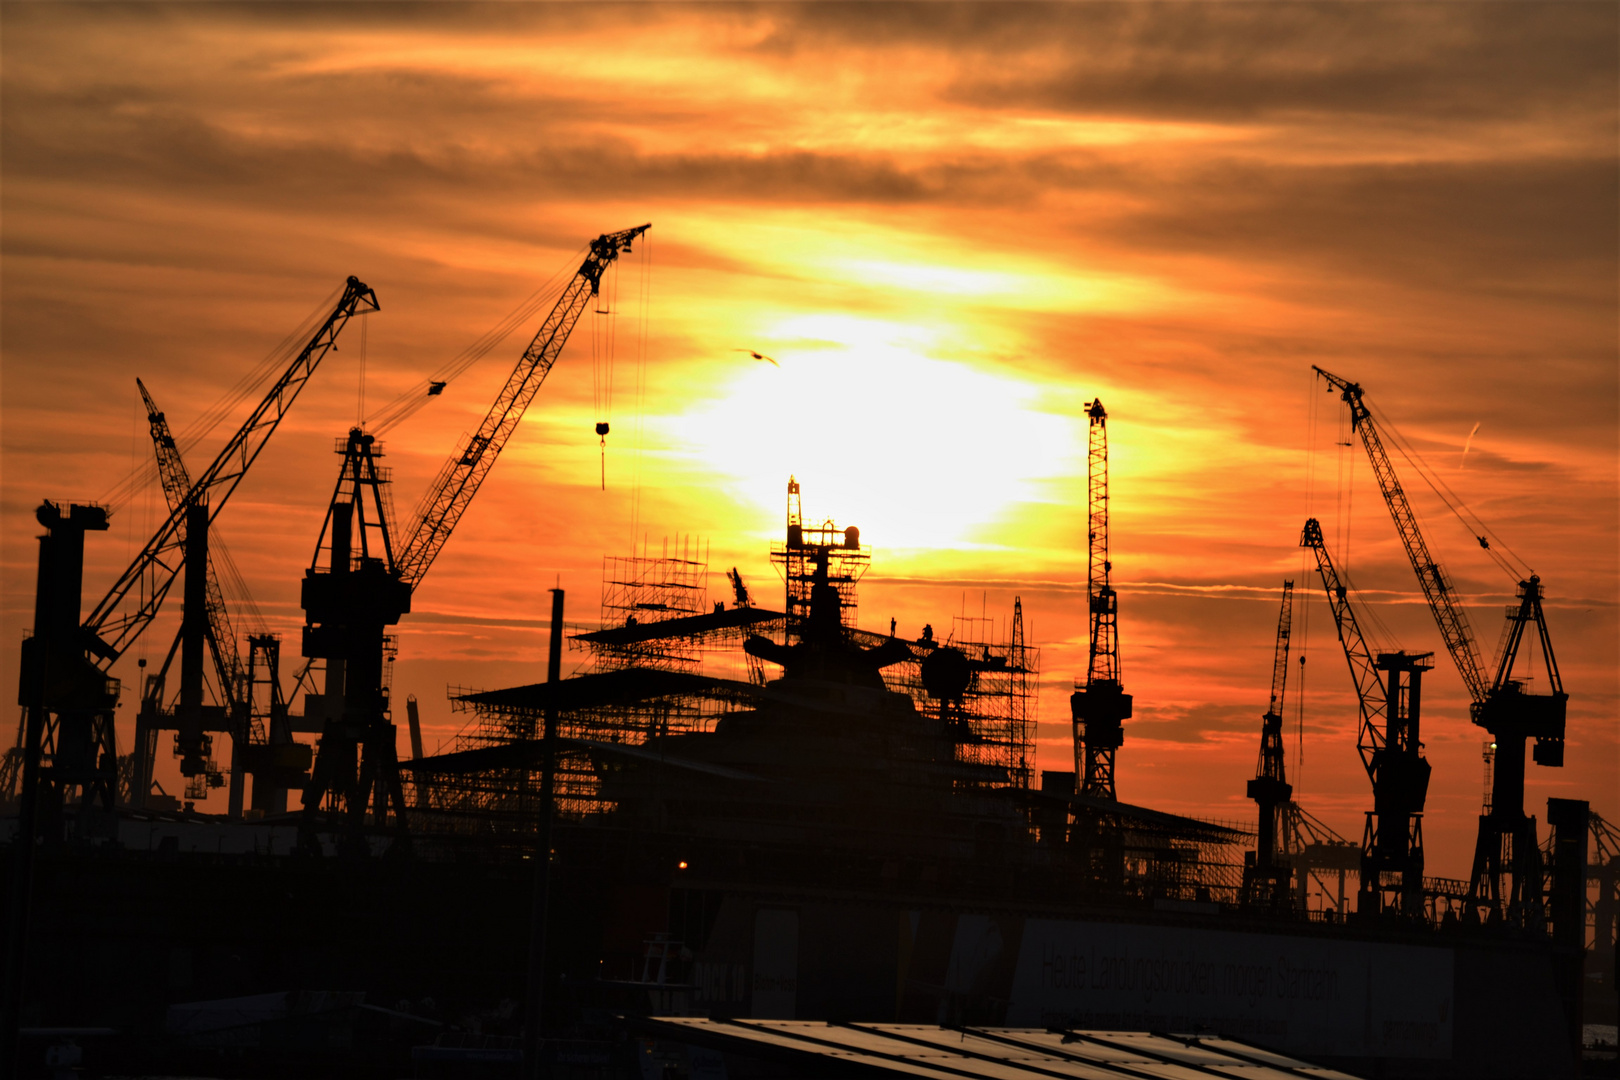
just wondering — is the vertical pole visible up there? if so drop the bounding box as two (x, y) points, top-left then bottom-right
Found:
(179, 503), (208, 716)
(226, 717), (246, 820)
(172, 502), (210, 804)
(1548, 798), (1589, 1067)
(405, 695), (425, 761)
(131, 659), (153, 808)
(525, 588), (564, 1080)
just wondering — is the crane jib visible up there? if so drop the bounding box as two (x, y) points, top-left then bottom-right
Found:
(393, 225), (649, 591)
(138, 379), (246, 710)
(1312, 365), (1490, 705)
(1301, 517), (1387, 775)
(82, 277), (379, 668)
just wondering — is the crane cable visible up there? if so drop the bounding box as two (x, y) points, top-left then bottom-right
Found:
(98, 283), (345, 513)
(590, 253), (618, 489)
(370, 244), (588, 436)
(1364, 400), (1530, 582)
(627, 232), (652, 548)
(357, 310), (368, 429)
(1296, 369), (1318, 798)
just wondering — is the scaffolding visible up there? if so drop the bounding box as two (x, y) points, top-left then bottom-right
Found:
(414, 537), (781, 834)
(414, 482), (1050, 838)
(876, 604), (1040, 793)
(597, 536), (711, 670)
(770, 477), (869, 634)
(402, 488), (1267, 915)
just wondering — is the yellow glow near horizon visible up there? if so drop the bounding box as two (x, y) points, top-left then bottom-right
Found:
(659, 317), (1081, 551)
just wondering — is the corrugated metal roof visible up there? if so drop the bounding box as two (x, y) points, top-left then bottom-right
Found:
(634, 1019), (1363, 1080)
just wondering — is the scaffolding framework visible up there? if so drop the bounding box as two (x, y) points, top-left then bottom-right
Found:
(416, 537), (774, 831)
(413, 486), (1050, 836)
(875, 605), (1040, 793)
(597, 536), (711, 670)
(770, 477), (869, 635)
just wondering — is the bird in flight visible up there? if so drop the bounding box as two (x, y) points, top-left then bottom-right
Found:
(734, 349), (778, 366)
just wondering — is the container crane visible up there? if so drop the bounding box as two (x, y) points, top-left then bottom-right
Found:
(1243, 580), (1294, 908)
(1301, 518), (1432, 917)
(1313, 366), (1565, 926)
(1070, 399), (1129, 800)
(15, 277), (375, 837)
(298, 225), (649, 853)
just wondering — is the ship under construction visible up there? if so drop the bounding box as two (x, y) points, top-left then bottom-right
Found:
(1, 226), (1613, 1080)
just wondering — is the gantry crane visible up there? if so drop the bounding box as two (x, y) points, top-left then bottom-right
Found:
(1243, 580), (1294, 907)
(1313, 366), (1566, 926)
(1070, 399), (1130, 800)
(298, 226), (649, 854)
(1301, 518), (1433, 917)
(15, 277), (375, 837)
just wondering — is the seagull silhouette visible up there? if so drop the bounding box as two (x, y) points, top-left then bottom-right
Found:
(733, 348), (778, 367)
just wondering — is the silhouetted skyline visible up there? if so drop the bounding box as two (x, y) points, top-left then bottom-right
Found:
(2, 3), (1614, 875)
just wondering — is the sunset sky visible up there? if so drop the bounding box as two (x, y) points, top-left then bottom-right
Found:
(2, 3), (1615, 875)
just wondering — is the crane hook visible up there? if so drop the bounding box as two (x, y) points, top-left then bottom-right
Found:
(595, 422), (609, 490)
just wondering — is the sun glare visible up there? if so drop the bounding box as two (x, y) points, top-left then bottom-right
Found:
(658, 331), (1080, 551)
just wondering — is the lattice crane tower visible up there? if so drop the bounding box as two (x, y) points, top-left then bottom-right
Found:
(1070, 399), (1130, 799)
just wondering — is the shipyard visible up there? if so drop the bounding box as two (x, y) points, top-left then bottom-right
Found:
(2, 6), (1616, 1080)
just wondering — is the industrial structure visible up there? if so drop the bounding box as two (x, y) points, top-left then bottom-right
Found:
(1242, 581), (1294, 908)
(1314, 366), (1568, 928)
(0, 256), (1610, 1080)
(295, 225), (649, 855)
(1069, 399), (1129, 800)
(32, 276), (378, 834)
(407, 480), (1046, 851)
(1301, 517), (1434, 917)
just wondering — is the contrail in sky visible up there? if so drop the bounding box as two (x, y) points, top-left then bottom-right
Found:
(1460, 421), (1481, 468)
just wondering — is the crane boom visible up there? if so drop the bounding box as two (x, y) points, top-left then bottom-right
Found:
(1301, 518), (1386, 769)
(1311, 366), (1489, 704)
(1311, 366), (1564, 923)
(1265, 580), (1294, 725)
(83, 276), (378, 668)
(1302, 516), (1433, 916)
(394, 225), (649, 589)
(136, 378), (245, 712)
